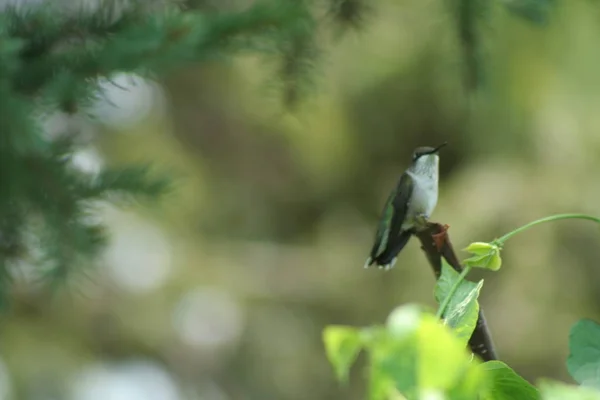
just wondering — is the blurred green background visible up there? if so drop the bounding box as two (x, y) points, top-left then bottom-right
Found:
(3, 0), (600, 398)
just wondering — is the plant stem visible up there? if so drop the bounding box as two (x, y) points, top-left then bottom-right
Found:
(416, 223), (497, 360)
(494, 213), (600, 245)
(435, 265), (473, 319)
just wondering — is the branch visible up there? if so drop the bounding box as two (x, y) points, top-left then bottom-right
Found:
(415, 222), (498, 361)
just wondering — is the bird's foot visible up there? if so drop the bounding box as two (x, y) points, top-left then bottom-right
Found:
(364, 257), (372, 269)
(414, 213), (430, 231)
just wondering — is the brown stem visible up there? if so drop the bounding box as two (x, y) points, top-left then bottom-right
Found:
(415, 222), (498, 361)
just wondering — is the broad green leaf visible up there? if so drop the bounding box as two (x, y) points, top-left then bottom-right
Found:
(323, 325), (362, 383)
(538, 379), (600, 400)
(418, 313), (485, 394)
(435, 260), (484, 344)
(387, 304), (430, 338)
(368, 305), (488, 399)
(567, 319), (600, 389)
(481, 361), (540, 400)
(368, 330), (419, 400)
(367, 358), (397, 400)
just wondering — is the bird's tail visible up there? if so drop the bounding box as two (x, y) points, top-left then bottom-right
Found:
(366, 231), (412, 269)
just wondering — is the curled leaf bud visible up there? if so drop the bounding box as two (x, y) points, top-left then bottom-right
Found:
(463, 242), (502, 271)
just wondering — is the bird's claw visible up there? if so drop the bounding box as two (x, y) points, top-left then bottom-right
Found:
(414, 213), (431, 231)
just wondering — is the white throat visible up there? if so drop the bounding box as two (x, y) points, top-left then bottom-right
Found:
(410, 154), (439, 179)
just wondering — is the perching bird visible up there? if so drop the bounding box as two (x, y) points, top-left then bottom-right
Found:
(364, 143), (447, 270)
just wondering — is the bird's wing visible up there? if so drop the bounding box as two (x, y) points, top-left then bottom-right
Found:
(369, 172), (413, 260)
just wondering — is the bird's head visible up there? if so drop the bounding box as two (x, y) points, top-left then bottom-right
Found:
(410, 142), (447, 174)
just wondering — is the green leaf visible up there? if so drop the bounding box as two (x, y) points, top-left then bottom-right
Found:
(435, 260), (484, 345)
(368, 305), (488, 399)
(418, 313), (485, 394)
(464, 242), (502, 271)
(482, 361), (540, 400)
(387, 304), (430, 338)
(368, 330), (418, 400)
(323, 325), (363, 383)
(567, 319), (600, 389)
(538, 379), (600, 400)
(464, 242), (497, 256)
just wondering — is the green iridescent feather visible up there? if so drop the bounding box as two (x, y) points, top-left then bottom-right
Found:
(369, 173), (413, 261)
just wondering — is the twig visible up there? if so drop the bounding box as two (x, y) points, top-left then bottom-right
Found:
(415, 222), (498, 361)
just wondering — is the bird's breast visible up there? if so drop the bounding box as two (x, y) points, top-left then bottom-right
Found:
(402, 174), (438, 229)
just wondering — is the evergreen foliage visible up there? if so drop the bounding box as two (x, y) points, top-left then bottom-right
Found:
(0, 0), (322, 302)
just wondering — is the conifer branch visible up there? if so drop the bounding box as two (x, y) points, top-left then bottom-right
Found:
(0, 0), (318, 303)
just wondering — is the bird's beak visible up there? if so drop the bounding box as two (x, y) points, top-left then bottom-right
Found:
(430, 142), (448, 154)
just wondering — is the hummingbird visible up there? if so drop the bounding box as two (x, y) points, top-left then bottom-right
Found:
(364, 142), (447, 270)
